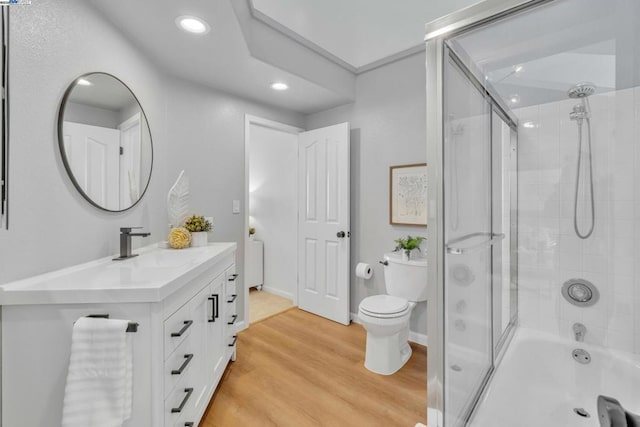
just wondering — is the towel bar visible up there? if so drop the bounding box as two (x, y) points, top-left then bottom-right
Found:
(85, 314), (139, 333)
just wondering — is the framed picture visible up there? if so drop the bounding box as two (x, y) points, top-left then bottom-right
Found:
(389, 163), (427, 226)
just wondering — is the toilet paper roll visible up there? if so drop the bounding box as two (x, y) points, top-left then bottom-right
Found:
(355, 262), (372, 279)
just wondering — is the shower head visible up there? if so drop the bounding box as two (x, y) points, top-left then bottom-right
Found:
(568, 82), (596, 99)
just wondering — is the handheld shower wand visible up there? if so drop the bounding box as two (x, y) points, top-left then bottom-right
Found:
(568, 83), (596, 239)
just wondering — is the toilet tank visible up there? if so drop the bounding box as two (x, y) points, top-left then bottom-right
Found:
(383, 252), (427, 303)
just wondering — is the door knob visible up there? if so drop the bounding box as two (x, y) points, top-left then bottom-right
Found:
(337, 231), (346, 238)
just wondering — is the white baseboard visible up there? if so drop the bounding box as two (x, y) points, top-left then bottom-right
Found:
(350, 312), (428, 346)
(260, 286), (294, 301)
(409, 331), (428, 346)
(235, 320), (248, 332)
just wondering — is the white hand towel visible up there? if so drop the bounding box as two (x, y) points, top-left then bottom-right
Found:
(62, 317), (133, 427)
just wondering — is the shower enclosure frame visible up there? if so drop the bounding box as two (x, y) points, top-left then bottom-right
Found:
(425, 1), (555, 426)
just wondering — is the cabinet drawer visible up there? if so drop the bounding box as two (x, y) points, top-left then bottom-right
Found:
(165, 373), (195, 427)
(164, 303), (193, 360)
(164, 340), (195, 399)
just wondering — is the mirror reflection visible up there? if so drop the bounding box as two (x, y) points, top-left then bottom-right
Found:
(58, 72), (153, 211)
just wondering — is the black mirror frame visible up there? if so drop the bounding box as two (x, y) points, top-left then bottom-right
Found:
(57, 72), (154, 212)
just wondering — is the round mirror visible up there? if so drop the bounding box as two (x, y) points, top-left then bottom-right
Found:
(58, 72), (153, 212)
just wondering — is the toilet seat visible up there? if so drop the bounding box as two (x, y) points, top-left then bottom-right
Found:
(359, 295), (409, 318)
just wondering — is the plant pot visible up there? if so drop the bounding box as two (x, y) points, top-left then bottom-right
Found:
(402, 250), (411, 262)
(190, 231), (208, 247)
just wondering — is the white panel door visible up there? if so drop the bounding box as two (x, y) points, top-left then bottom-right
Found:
(119, 113), (142, 208)
(297, 122), (350, 325)
(63, 121), (119, 210)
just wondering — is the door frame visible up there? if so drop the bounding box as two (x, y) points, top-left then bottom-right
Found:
(242, 115), (304, 331)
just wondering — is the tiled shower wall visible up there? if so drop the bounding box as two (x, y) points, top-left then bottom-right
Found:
(516, 86), (640, 354)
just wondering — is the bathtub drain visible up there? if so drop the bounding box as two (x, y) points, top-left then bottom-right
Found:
(572, 348), (591, 364)
(573, 408), (590, 418)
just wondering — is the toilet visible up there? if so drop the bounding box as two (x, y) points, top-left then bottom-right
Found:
(358, 252), (427, 375)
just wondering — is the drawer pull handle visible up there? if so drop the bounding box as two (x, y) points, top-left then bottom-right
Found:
(228, 273), (238, 282)
(227, 314), (238, 325)
(171, 387), (193, 413)
(185, 423), (194, 427)
(171, 354), (194, 375)
(171, 320), (193, 337)
(227, 294), (237, 303)
(228, 335), (238, 347)
(208, 294), (219, 322)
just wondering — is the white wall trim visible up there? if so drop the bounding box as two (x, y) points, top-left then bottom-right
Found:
(350, 312), (427, 346)
(260, 286), (294, 301)
(247, 0), (425, 75)
(235, 320), (248, 333)
(409, 331), (428, 347)
(244, 114), (304, 329)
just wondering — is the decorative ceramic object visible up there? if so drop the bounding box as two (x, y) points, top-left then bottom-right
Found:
(167, 171), (190, 229)
(168, 227), (191, 249)
(190, 231), (208, 247)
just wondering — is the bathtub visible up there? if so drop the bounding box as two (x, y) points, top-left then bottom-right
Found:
(469, 327), (640, 427)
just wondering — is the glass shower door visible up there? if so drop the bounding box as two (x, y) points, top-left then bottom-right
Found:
(443, 52), (494, 427)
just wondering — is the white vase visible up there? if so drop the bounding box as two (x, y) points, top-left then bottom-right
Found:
(402, 250), (411, 262)
(249, 234), (255, 241)
(190, 231), (208, 247)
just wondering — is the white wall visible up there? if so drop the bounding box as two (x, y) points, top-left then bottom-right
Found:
(0, 0), (305, 328)
(516, 87), (640, 354)
(305, 52), (428, 335)
(162, 79), (305, 320)
(249, 124), (298, 298)
(1, 0), (167, 285)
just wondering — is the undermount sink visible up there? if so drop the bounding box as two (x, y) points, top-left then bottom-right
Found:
(111, 246), (212, 269)
(0, 242), (237, 305)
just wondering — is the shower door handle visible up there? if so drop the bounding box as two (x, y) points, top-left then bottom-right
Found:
(446, 232), (505, 255)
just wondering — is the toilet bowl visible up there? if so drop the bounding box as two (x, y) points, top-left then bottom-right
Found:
(358, 252), (427, 375)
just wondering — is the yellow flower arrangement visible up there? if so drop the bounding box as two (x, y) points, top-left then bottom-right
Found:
(168, 227), (191, 249)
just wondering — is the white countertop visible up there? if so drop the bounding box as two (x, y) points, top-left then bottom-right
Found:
(0, 242), (237, 305)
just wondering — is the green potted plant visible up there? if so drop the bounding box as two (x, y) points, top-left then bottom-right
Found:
(394, 235), (425, 261)
(184, 215), (212, 247)
(249, 227), (256, 240)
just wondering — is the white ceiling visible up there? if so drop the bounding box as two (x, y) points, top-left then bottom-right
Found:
(251, 0), (480, 70)
(68, 73), (137, 111)
(88, 0), (483, 114)
(88, 0), (353, 115)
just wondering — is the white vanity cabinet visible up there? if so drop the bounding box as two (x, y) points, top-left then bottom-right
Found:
(0, 243), (238, 427)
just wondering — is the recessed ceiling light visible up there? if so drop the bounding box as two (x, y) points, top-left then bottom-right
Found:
(77, 78), (93, 86)
(176, 16), (210, 34)
(522, 121), (537, 128)
(514, 65), (524, 73)
(271, 82), (289, 91)
(509, 94), (520, 104)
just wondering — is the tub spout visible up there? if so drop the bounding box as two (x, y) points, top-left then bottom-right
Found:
(573, 322), (586, 342)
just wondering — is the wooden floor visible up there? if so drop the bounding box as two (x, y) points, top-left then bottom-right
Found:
(201, 309), (427, 427)
(249, 288), (294, 323)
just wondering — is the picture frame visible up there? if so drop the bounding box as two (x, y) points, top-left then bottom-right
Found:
(389, 163), (427, 226)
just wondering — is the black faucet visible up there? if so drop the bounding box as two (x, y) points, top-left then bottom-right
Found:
(113, 227), (151, 261)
